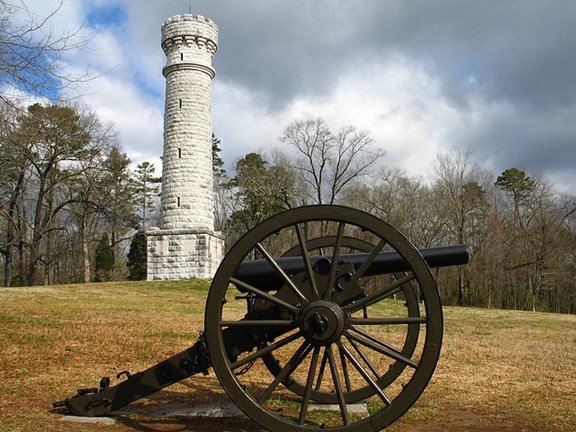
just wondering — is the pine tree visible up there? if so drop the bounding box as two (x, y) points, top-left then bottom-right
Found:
(133, 162), (161, 231)
(127, 231), (147, 280)
(212, 133), (226, 178)
(94, 234), (113, 282)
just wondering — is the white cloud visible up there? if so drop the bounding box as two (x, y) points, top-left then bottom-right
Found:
(36, 0), (166, 169)
(6, 2), (495, 188)
(78, 72), (163, 161)
(214, 58), (466, 181)
(213, 81), (285, 168)
(11, 0), (576, 194)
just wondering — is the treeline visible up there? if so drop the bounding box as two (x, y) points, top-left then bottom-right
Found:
(3, 1), (573, 315)
(0, 102), (160, 286)
(1, 1), (162, 285)
(216, 119), (576, 314)
(1, 103), (575, 314)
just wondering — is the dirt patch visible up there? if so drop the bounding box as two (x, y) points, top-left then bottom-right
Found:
(393, 408), (542, 432)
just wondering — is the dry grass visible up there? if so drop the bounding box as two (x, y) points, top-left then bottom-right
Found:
(0, 281), (574, 432)
(390, 307), (576, 431)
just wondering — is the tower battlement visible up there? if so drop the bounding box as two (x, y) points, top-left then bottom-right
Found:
(162, 14), (216, 27)
(161, 15), (218, 79)
(161, 35), (217, 56)
(161, 15), (218, 54)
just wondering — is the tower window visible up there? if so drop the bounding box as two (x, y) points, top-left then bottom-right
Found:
(177, 197), (181, 207)
(178, 148), (181, 158)
(180, 52), (184, 61)
(178, 98), (182, 109)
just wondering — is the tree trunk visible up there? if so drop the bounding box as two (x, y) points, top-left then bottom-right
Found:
(3, 245), (12, 287)
(4, 171), (26, 287)
(457, 267), (464, 306)
(80, 215), (90, 283)
(27, 247), (40, 286)
(111, 230), (116, 267)
(28, 177), (47, 286)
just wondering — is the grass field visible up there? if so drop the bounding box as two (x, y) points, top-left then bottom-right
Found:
(0, 280), (574, 432)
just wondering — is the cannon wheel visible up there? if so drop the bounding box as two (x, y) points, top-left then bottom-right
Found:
(260, 236), (421, 404)
(205, 205), (442, 432)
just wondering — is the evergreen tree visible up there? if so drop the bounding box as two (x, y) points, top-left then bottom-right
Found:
(133, 162), (161, 231)
(495, 167), (536, 205)
(212, 133), (226, 178)
(94, 234), (113, 282)
(229, 152), (280, 230)
(127, 231), (147, 280)
(101, 146), (138, 269)
(212, 133), (232, 232)
(10, 103), (104, 285)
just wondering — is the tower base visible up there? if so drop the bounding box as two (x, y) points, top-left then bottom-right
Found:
(146, 227), (224, 280)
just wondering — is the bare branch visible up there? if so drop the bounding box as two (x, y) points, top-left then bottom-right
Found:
(0, 0), (91, 106)
(281, 118), (384, 204)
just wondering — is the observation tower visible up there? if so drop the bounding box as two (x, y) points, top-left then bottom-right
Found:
(147, 14), (223, 280)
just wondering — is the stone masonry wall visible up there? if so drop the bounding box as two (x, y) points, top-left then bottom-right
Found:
(158, 14), (218, 231)
(147, 15), (223, 280)
(147, 228), (223, 280)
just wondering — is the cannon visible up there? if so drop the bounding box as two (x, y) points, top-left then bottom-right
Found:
(54, 205), (469, 431)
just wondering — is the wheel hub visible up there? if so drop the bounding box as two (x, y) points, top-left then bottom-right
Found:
(299, 300), (347, 346)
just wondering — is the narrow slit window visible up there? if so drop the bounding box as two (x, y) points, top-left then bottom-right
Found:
(177, 197), (181, 207)
(180, 53), (184, 61)
(178, 99), (182, 109)
(178, 148), (181, 158)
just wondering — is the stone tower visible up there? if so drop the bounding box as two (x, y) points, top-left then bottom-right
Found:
(147, 14), (224, 280)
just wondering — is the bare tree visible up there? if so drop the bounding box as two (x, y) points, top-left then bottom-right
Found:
(0, 0), (87, 105)
(342, 167), (443, 245)
(280, 118), (385, 205)
(0, 101), (27, 285)
(431, 147), (488, 305)
(66, 163), (106, 283)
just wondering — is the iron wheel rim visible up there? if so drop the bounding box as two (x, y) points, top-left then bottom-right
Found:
(205, 205), (443, 432)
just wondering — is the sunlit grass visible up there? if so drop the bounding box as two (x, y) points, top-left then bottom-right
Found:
(0, 281), (574, 431)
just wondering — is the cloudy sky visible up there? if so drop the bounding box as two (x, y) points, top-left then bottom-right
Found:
(16, 0), (576, 194)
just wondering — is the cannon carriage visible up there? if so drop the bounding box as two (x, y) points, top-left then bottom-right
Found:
(54, 205), (469, 431)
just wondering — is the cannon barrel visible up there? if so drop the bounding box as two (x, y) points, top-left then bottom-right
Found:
(235, 244), (469, 289)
